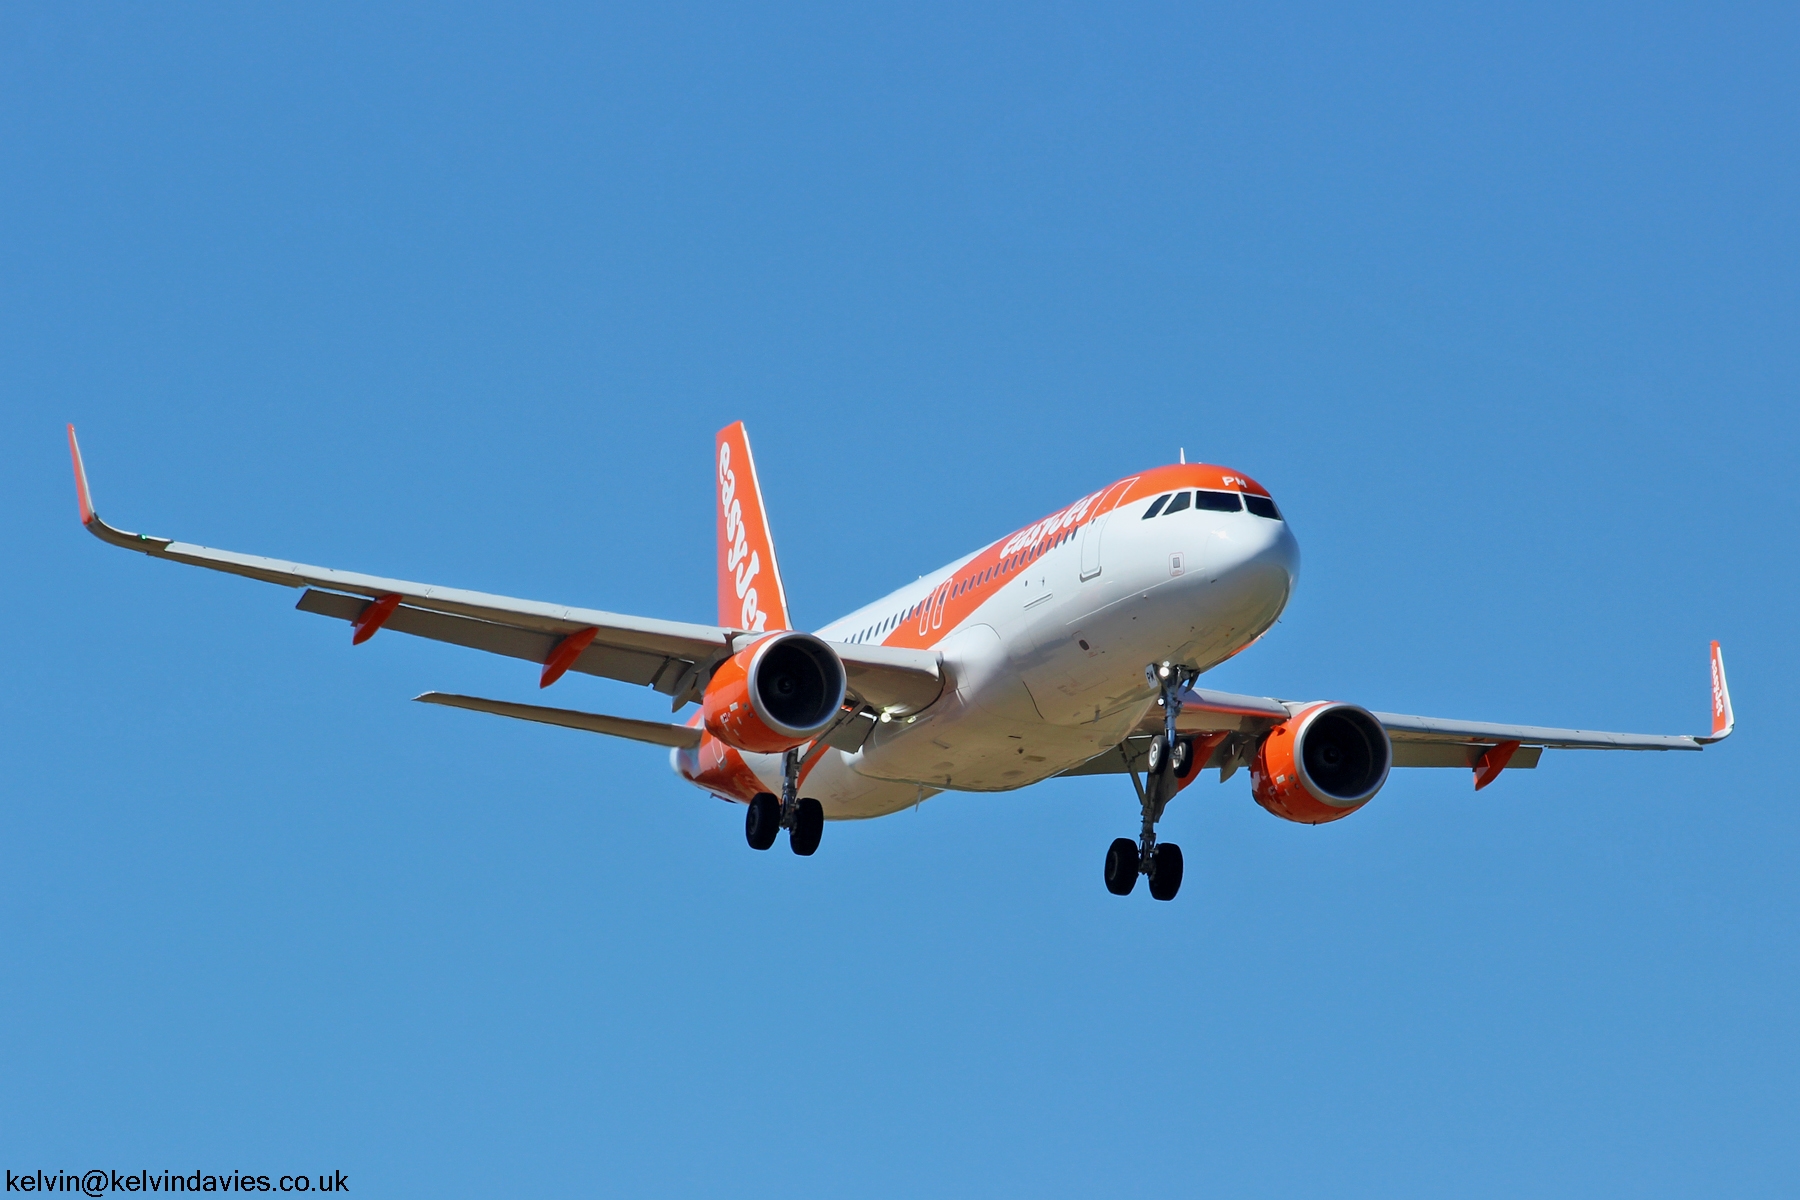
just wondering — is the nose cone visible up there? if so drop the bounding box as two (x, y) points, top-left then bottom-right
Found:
(1267, 519), (1301, 593)
(1215, 512), (1300, 623)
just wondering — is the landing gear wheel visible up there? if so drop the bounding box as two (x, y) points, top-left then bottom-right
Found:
(1104, 838), (1140, 895)
(746, 793), (781, 851)
(789, 798), (824, 856)
(1170, 736), (1192, 777)
(1148, 843), (1184, 901)
(1146, 735), (1169, 777)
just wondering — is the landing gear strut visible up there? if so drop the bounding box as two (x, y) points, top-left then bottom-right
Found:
(1104, 660), (1198, 901)
(745, 747), (825, 856)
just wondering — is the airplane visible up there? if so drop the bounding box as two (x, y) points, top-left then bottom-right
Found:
(66, 422), (1734, 900)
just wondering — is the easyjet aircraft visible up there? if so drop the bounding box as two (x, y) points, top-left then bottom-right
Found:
(67, 423), (1733, 900)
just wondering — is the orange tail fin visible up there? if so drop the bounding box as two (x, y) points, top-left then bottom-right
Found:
(715, 422), (791, 633)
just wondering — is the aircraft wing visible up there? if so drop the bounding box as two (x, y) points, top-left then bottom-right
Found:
(1065, 644), (1733, 783)
(67, 427), (942, 714)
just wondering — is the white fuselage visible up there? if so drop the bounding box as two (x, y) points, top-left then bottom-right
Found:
(676, 472), (1301, 819)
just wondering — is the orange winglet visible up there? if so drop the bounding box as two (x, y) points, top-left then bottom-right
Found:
(351, 593), (403, 645)
(540, 627), (599, 688)
(1473, 740), (1521, 791)
(67, 424), (96, 525)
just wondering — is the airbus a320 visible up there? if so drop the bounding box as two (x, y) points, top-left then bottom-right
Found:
(67, 423), (1733, 900)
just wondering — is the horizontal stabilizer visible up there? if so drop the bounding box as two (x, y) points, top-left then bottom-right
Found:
(415, 692), (702, 749)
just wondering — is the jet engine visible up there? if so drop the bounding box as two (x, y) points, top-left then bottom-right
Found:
(1250, 702), (1391, 824)
(702, 632), (848, 753)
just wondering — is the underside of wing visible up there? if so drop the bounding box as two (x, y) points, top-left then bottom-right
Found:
(1066, 645), (1731, 781)
(828, 641), (945, 714)
(298, 589), (725, 695)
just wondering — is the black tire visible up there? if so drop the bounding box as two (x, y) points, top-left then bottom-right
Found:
(790, 797), (824, 856)
(1148, 842), (1184, 901)
(1104, 837), (1140, 895)
(1146, 735), (1169, 777)
(745, 793), (780, 851)
(1171, 737), (1192, 778)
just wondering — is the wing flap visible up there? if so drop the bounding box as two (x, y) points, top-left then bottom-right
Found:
(1389, 741), (1543, 769)
(154, 539), (730, 656)
(296, 589), (683, 689)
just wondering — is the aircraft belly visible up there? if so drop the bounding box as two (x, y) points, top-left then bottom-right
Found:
(803, 753), (940, 819)
(839, 685), (1114, 792)
(726, 745), (940, 819)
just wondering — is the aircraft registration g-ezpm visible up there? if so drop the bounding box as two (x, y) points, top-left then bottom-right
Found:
(67, 422), (1733, 901)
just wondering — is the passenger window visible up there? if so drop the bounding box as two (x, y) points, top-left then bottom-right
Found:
(1163, 491), (1191, 515)
(1192, 490), (1242, 512)
(1142, 494), (1171, 519)
(1244, 495), (1282, 520)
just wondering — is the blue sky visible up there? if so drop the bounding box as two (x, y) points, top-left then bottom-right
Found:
(3, 3), (1796, 1195)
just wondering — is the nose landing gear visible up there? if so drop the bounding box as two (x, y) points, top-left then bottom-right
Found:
(744, 746), (827, 856)
(1103, 661), (1200, 901)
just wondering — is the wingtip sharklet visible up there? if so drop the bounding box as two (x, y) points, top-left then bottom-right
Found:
(63, 425), (171, 552)
(67, 424), (96, 526)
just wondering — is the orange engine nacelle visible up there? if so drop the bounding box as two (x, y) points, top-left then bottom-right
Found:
(702, 631), (848, 753)
(1250, 702), (1392, 824)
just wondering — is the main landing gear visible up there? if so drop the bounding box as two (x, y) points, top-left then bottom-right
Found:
(1105, 661), (1198, 901)
(746, 747), (825, 856)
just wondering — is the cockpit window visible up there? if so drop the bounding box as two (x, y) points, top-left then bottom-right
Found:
(1142, 494), (1171, 519)
(1162, 491), (1191, 515)
(1244, 494), (1282, 520)
(1192, 490), (1243, 512)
